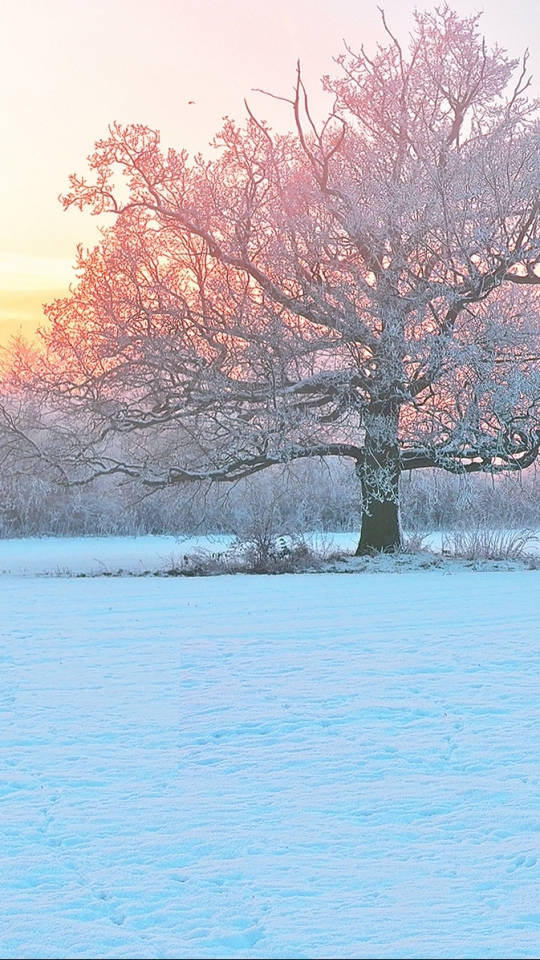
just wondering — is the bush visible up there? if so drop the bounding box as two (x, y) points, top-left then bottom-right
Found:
(400, 468), (540, 532)
(0, 457), (360, 539)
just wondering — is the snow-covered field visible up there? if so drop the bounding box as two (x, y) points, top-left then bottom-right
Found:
(0, 533), (358, 577)
(3, 540), (540, 957)
(0, 534), (235, 577)
(0, 531), (538, 578)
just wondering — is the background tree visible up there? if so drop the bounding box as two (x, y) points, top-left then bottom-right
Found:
(25, 5), (540, 552)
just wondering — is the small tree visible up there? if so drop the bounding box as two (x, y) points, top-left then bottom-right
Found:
(28, 6), (540, 552)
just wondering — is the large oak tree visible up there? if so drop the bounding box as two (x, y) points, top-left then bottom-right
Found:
(26, 6), (540, 552)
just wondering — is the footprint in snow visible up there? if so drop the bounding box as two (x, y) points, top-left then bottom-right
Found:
(507, 854), (537, 872)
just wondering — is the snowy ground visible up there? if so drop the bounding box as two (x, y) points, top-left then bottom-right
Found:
(0, 531), (538, 578)
(3, 544), (540, 957)
(0, 534), (237, 578)
(0, 533), (356, 577)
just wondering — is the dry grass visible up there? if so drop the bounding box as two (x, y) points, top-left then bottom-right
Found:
(441, 528), (539, 561)
(159, 537), (326, 576)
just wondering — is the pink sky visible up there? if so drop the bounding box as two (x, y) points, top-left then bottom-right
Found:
(1, 0), (539, 342)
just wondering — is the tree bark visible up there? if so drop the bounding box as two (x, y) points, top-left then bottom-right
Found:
(356, 492), (401, 554)
(356, 413), (401, 555)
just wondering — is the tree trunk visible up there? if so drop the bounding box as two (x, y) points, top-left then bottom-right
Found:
(356, 493), (401, 554)
(356, 412), (401, 555)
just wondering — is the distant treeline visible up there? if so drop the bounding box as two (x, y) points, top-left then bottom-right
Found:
(1, 457), (539, 539)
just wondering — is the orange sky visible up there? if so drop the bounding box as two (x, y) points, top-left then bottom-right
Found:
(1, 0), (539, 344)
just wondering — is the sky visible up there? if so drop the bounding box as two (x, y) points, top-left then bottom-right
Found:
(1, 0), (539, 343)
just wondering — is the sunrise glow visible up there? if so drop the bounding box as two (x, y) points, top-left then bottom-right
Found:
(1, 0), (540, 344)
(0, 255), (76, 341)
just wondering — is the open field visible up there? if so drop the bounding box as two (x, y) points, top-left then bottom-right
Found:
(3, 557), (540, 957)
(1, 531), (539, 578)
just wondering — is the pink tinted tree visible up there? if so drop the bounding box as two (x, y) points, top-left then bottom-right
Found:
(33, 6), (540, 552)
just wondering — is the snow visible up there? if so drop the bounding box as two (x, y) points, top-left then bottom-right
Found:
(0, 531), (537, 578)
(0, 534), (233, 577)
(0, 533), (357, 577)
(3, 542), (540, 957)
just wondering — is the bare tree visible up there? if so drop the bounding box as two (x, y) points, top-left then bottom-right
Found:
(19, 5), (540, 552)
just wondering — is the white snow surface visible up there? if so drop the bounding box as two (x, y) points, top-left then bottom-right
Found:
(0, 534), (235, 577)
(3, 542), (540, 957)
(0, 531), (537, 578)
(0, 533), (359, 577)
